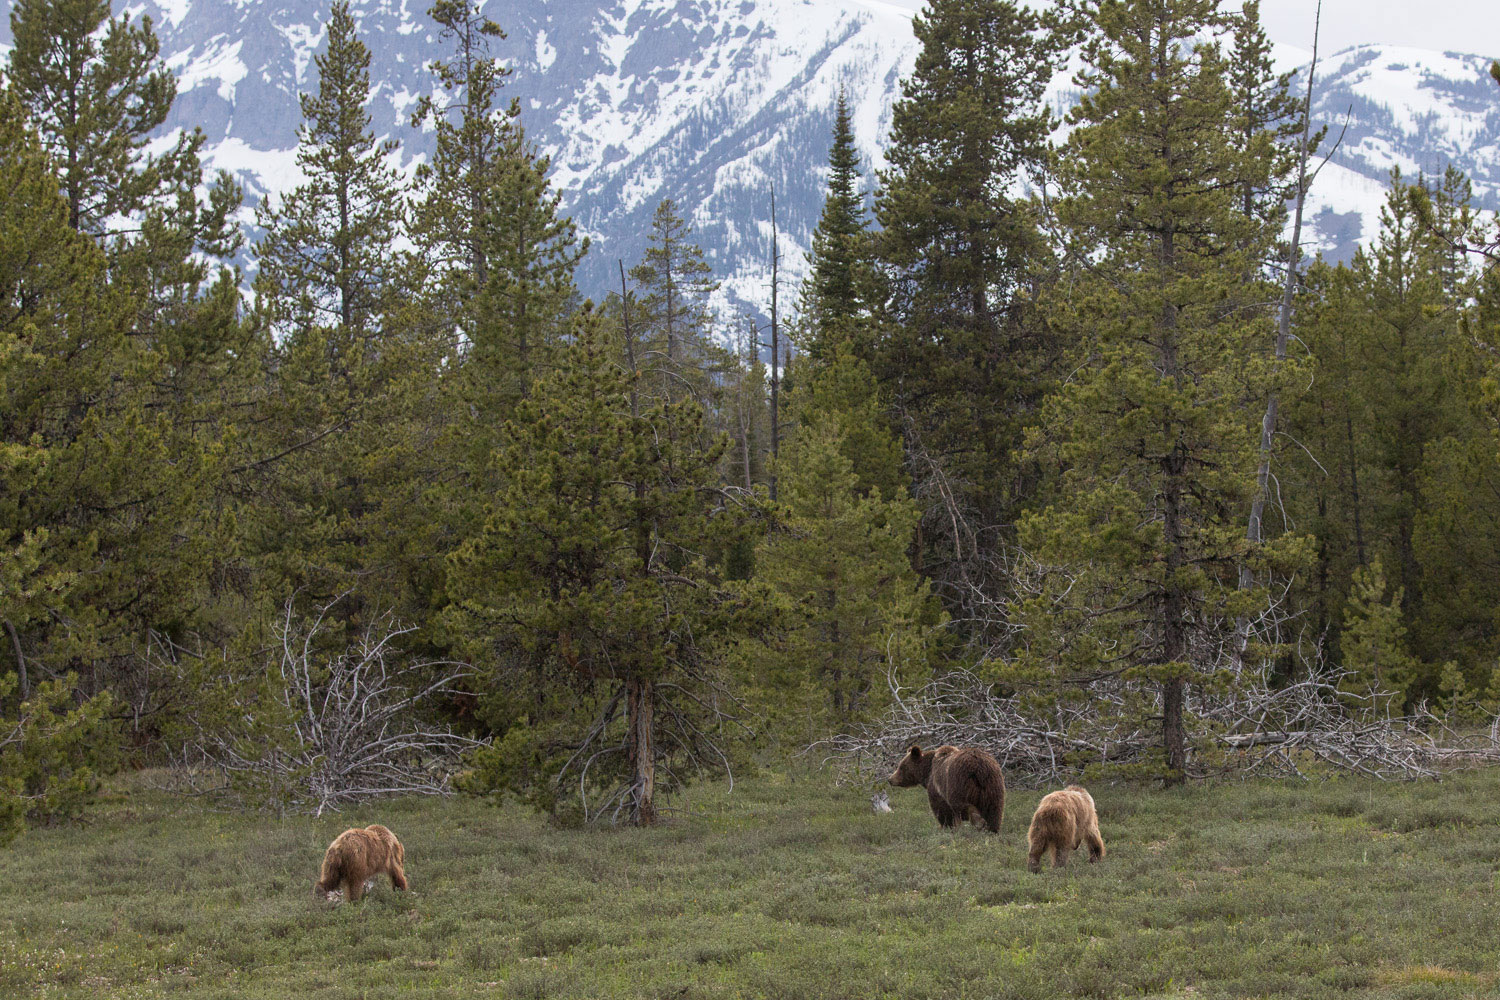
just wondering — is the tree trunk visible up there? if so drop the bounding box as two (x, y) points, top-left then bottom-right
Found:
(1162, 467), (1190, 785)
(620, 260), (639, 420)
(769, 187), (781, 502)
(1163, 676), (1187, 779)
(625, 676), (656, 826)
(1242, 0), (1321, 588)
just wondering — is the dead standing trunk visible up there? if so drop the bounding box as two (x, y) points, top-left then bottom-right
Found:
(1241, 1), (1322, 597)
(769, 186), (781, 502)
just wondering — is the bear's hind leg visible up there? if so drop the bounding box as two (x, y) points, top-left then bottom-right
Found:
(980, 797), (1001, 833)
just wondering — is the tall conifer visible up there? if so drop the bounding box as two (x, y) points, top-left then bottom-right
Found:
(1020, 0), (1305, 782)
(629, 199), (724, 405)
(248, 2), (428, 616)
(255, 0), (406, 339)
(803, 90), (875, 364)
(7, 0), (198, 234)
(447, 311), (770, 825)
(873, 0), (1065, 629)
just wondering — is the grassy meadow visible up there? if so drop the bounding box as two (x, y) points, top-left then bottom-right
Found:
(3, 766), (1500, 999)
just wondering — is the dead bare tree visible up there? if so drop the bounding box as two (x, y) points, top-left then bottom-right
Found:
(180, 597), (484, 815)
(1236, 2), (1323, 678)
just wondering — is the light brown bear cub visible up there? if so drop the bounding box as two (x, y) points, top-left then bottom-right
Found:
(314, 824), (408, 902)
(888, 744), (1005, 833)
(1027, 785), (1105, 872)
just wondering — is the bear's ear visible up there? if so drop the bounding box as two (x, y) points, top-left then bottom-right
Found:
(907, 744), (922, 758)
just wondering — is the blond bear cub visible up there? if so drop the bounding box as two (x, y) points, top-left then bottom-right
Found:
(314, 824), (408, 902)
(1026, 785), (1105, 872)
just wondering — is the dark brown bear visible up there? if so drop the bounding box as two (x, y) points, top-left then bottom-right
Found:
(314, 824), (408, 903)
(1026, 785), (1105, 872)
(888, 744), (1005, 832)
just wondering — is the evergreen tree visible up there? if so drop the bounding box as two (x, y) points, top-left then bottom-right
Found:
(1286, 174), (1471, 697)
(467, 116), (586, 411)
(408, 1), (587, 637)
(248, 1), (433, 617)
(1225, 0), (1305, 229)
(873, 0), (1065, 631)
(1339, 560), (1420, 715)
(255, 0), (406, 339)
(0, 86), (211, 753)
(6, 1), (255, 738)
(756, 415), (937, 731)
(410, 0), (512, 302)
(629, 198), (724, 404)
(785, 345), (905, 501)
(7, 0), (199, 234)
(802, 90), (877, 364)
(1020, 0), (1305, 782)
(447, 310), (771, 825)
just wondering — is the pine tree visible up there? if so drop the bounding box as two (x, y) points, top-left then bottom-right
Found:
(756, 416), (937, 731)
(446, 310), (771, 825)
(1225, 1), (1305, 229)
(1339, 560), (1420, 716)
(1286, 174), (1470, 697)
(247, 1), (433, 617)
(802, 90), (876, 364)
(6, 2), (256, 739)
(1020, 0), (1306, 782)
(7, 0), (199, 234)
(629, 199), (724, 404)
(785, 345), (905, 501)
(467, 116), (587, 411)
(0, 86), (202, 754)
(410, 0), (512, 300)
(255, 0), (406, 340)
(872, 0), (1066, 630)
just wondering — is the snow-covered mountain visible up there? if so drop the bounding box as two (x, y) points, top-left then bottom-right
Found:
(1293, 45), (1500, 255)
(2, 1), (1496, 331)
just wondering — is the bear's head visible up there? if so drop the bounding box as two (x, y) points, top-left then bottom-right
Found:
(888, 745), (934, 787)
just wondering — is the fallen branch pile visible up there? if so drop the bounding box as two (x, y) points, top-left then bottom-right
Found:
(810, 662), (1500, 787)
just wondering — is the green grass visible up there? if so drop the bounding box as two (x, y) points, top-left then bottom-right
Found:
(4, 768), (1500, 999)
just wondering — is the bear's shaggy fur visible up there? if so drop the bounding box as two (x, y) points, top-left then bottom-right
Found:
(314, 824), (408, 902)
(1026, 785), (1105, 872)
(888, 744), (1005, 832)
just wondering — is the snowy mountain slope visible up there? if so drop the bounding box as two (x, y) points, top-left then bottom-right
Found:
(2, 3), (1496, 334)
(1288, 46), (1500, 256)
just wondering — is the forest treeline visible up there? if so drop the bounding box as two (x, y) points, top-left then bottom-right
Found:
(3, 0), (1500, 835)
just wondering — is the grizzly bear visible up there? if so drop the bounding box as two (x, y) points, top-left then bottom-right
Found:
(314, 824), (408, 902)
(888, 744), (1005, 832)
(1026, 785), (1105, 872)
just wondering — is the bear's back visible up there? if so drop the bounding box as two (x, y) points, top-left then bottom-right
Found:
(930, 746), (1003, 800)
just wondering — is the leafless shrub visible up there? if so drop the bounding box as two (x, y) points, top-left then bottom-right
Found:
(180, 597), (486, 815)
